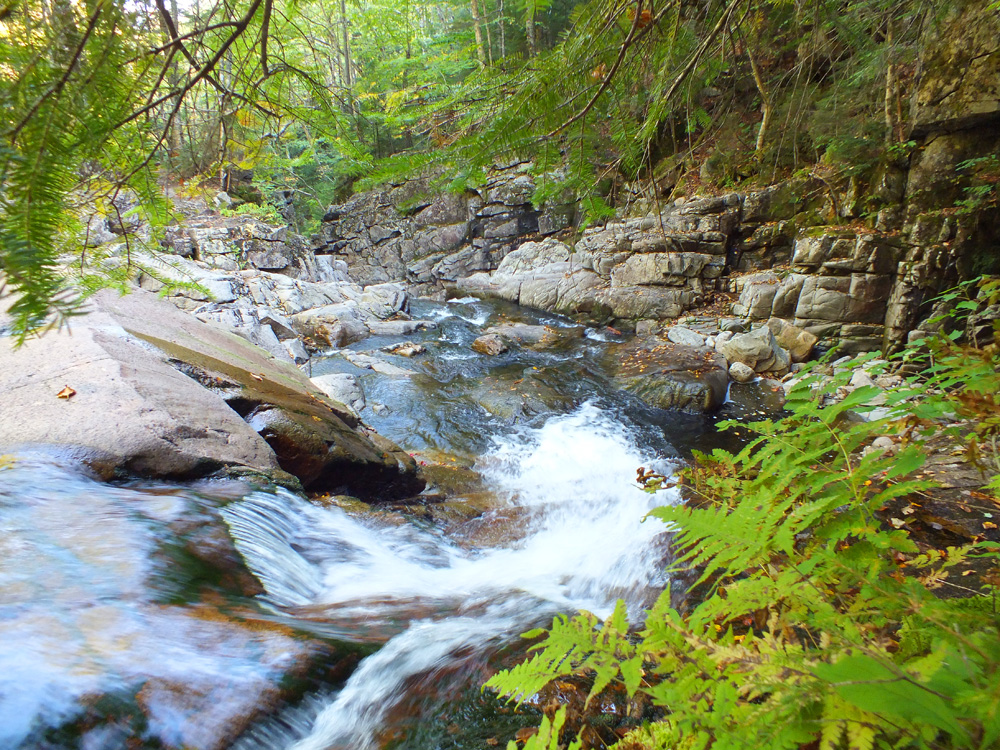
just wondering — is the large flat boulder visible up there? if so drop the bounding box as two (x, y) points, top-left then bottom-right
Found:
(609, 340), (729, 412)
(0, 289), (423, 499)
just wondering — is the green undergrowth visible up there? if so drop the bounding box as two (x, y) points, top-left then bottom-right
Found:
(486, 280), (1000, 750)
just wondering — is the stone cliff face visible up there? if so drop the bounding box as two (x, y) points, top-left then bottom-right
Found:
(883, 0), (1000, 349)
(308, 2), (999, 356)
(310, 163), (575, 293)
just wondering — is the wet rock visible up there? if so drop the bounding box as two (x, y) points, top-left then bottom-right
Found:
(0, 458), (333, 750)
(0, 288), (422, 498)
(611, 341), (729, 412)
(484, 322), (584, 349)
(340, 350), (416, 377)
(471, 333), (509, 356)
(290, 303), (369, 349)
(729, 362), (756, 383)
(311, 373), (366, 415)
(367, 319), (437, 336)
(383, 342), (427, 357)
(467, 370), (576, 422)
(725, 379), (787, 416)
(666, 325), (705, 348)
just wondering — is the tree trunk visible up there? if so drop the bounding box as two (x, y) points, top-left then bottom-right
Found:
(470, 0), (487, 67)
(498, 0), (506, 58)
(340, 0), (354, 113)
(525, 9), (536, 57)
(744, 40), (772, 154)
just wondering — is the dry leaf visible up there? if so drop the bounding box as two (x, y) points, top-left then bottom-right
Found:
(56, 386), (76, 399)
(889, 518), (906, 528)
(983, 521), (998, 530)
(250, 373), (264, 381)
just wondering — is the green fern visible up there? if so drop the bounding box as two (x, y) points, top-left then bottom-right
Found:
(485, 318), (1000, 750)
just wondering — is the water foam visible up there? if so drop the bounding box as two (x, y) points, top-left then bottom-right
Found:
(224, 402), (678, 749)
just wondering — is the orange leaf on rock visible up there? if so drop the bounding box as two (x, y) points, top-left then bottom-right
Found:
(56, 386), (76, 399)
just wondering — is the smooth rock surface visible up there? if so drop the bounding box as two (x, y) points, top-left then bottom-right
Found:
(611, 341), (729, 412)
(0, 289), (422, 499)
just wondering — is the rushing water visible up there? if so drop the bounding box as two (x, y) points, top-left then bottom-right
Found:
(0, 296), (756, 749)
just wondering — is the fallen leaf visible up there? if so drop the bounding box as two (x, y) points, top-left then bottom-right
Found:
(250, 373), (264, 381)
(56, 386), (76, 399)
(889, 518), (906, 528)
(984, 521), (998, 530)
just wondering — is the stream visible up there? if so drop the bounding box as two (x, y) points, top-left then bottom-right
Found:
(0, 296), (758, 749)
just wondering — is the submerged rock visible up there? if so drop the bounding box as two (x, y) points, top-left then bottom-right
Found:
(483, 322), (584, 349)
(610, 340), (729, 412)
(0, 455), (338, 750)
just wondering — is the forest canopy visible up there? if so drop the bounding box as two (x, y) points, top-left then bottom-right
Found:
(0, 0), (946, 335)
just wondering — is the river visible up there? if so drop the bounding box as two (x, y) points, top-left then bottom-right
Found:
(0, 296), (757, 749)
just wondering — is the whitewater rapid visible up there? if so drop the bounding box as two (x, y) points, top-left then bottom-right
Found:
(224, 402), (678, 750)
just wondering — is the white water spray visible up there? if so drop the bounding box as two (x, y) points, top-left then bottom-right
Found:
(224, 402), (678, 749)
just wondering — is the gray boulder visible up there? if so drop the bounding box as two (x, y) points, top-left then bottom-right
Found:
(767, 318), (818, 363)
(666, 325), (706, 348)
(291, 303), (369, 349)
(729, 362), (756, 383)
(311, 373), (366, 415)
(0, 289), (422, 499)
(360, 283), (408, 319)
(366, 320), (437, 336)
(731, 272), (780, 319)
(484, 323), (584, 349)
(719, 326), (791, 375)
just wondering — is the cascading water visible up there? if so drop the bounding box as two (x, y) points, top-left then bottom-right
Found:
(224, 403), (679, 750)
(2, 296), (749, 749)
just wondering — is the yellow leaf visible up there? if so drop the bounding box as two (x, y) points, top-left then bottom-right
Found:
(56, 385), (76, 399)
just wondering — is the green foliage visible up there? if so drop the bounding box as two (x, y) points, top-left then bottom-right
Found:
(954, 156), (1000, 216)
(486, 299), (1000, 750)
(220, 201), (285, 224)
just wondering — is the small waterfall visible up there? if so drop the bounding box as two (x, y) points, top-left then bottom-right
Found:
(223, 402), (679, 749)
(220, 490), (326, 608)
